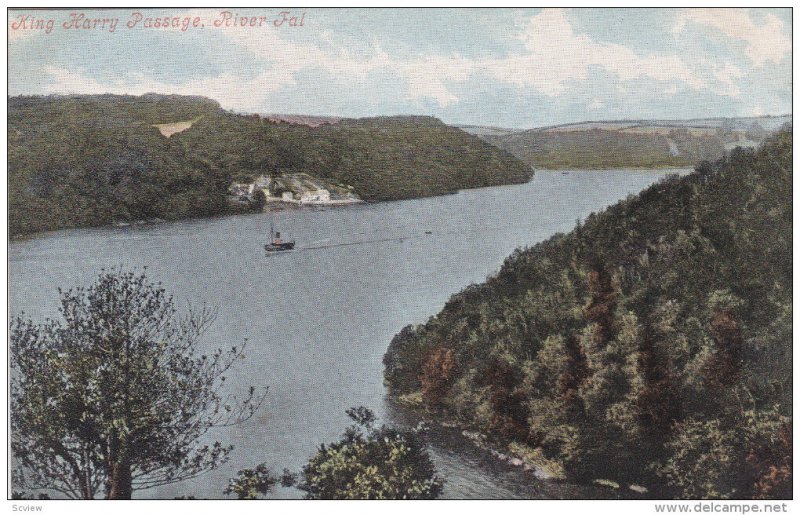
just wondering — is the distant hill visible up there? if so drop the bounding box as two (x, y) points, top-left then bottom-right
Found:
(453, 125), (523, 137)
(261, 113), (342, 127)
(9, 93), (222, 129)
(524, 115), (792, 133)
(469, 115), (792, 169)
(8, 94), (532, 237)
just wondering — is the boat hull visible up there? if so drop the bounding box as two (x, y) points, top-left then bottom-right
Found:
(264, 241), (295, 252)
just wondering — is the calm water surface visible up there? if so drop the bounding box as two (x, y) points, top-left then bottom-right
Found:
(9, 169), (689, 499)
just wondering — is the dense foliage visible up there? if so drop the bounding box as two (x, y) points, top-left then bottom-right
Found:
(8, 95), (229, 236)
(286, 407), (443, 499)
(485, 127), (761, 169)
(10, 269), (266, 499)
(224, 463), (278, 499)
(9, 94), (531, 237)
(384, 129), (792, 498)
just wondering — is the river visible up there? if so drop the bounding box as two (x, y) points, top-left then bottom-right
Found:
(8, 168), (690, 499)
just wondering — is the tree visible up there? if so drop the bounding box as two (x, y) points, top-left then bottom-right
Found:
(660, 410), (790, 499)
(476, 358), (529, 441)
(420, 347), (457, 407)
(288, 407), (443, 499)
(251, 188), (267, 211)
(10, 268), (266, 499)
(224, 464), (278, 499)
(748, 421), (792, 499)
(703, 307), (745, 388)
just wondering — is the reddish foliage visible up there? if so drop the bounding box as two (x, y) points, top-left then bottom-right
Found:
(420, 348), (457, 408)
(559, 334), (589, 412)
(636, 332), (681, 439)
(490, 390), (531, 441)
(477, 360), (530, 441)
(477, 359), (520, 391)
(747, 422), (792, 499)
(703, 310), (744, 388)
(584, 267), (617, 347)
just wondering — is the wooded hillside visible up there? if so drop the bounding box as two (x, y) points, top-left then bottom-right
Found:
(385, 129), (792, 499)
(9, 94), (532, 237)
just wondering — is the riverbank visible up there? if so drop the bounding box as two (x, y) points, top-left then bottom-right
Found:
(386, 396), (648, 499)
(265, 197), (364, 206)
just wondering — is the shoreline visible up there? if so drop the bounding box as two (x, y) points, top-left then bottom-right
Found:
(387, 395), (651, 499)
(534, 166), (694, 173)
(8, 167), (690, 241)
(389, 395), (559, 479)
(264, 197), (365, 206)
(8, 198), (370, 241)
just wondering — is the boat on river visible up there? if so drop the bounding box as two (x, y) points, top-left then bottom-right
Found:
(265, 224), (295, 253)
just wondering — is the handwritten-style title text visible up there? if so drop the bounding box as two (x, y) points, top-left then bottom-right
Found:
(10, 11), (306, 35)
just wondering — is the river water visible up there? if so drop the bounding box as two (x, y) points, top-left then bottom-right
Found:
(8, 169), (689, 499)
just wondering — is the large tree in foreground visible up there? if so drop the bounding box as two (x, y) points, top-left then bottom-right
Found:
(287, 407), (443, 499)
(10, 268), (266, 499)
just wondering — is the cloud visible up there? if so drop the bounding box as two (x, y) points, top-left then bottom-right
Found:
(43, 65), (119, 93)
(35, 8), (775, 115)
(42, 65), (295, 112)
(711, 62), (744, 96)
(672, 9), (791, 67)
(214, 18), (469, 107)
(487, 9), (708, 97)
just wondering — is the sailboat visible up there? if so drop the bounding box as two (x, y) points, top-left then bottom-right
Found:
(264, 222), (295, 253)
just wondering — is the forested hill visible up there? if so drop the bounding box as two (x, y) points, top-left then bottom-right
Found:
(384, 129), (792, 499)
(8, 94), (532, 237)
(479, 117), (790, 169)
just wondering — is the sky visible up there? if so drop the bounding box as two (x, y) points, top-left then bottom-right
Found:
(7, 8), (793, 129)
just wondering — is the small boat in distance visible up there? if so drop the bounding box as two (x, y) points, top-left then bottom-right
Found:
(265, 223), (295, 253)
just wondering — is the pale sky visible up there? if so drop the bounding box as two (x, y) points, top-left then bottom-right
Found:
(7, 8), (793, 128)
